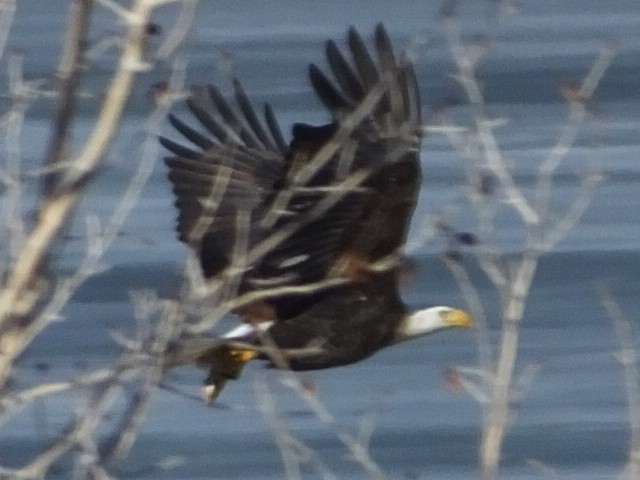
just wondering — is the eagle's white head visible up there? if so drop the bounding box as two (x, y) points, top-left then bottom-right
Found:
(395, 306), (474, 342)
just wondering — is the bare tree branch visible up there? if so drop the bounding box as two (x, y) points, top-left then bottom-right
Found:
(0, 0), (182, 393)
(436, 4), (614, 479)
(600, 289), (640, 480)
(42, 0), (93, 201)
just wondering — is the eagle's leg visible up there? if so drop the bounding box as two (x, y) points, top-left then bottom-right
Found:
(200, 346), (258, 403)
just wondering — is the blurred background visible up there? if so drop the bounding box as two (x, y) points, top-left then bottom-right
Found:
(1, 1), (640, 478)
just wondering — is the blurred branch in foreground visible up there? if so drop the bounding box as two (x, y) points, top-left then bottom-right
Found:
(600, 289), (640, 480)
(0, 0), (196, 476)
(428, 1), (615, 478)
(0, 0), (184, 391)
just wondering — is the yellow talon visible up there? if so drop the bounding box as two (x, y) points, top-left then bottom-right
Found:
(200, 346), (259, 403)
(229, 348), (258, 363)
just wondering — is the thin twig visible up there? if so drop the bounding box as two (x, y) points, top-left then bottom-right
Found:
(0, 0), (16, 60)
(255, 378), (338, 480)
(600, 289), (640, 479)
(42, 0), (93, 201)
(0, 0), (181, 393)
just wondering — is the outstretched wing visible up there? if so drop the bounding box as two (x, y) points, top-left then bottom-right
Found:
(161, 24), (423, 310)
(160, 80), (369, 293)
(309, 23), (423, 264)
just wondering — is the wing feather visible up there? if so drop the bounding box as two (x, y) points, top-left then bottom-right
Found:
(162, 78), (371, 296)
(207, 85), (262, 149)
(326, 40), (363, 102)
(347, 26), (380, 91)
(264, 104), (287, 152)
(162, 25), (424, 313)
(233, 79), (274, 150)
(187, 96), (235, 144)
(307, 23), (424, 262)
(309, 64), (351, 114)
(167, 113), (215, 151)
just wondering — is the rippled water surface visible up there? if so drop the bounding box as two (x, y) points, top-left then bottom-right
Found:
(2, 1), (640, 478)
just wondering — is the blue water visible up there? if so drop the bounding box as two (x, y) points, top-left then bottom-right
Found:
(2, 1), (640, 478)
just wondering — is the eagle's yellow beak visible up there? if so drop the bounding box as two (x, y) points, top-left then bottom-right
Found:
(444, 309), (474, 329)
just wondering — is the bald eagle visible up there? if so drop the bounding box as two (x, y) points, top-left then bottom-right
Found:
(161, 24), (473, 403)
